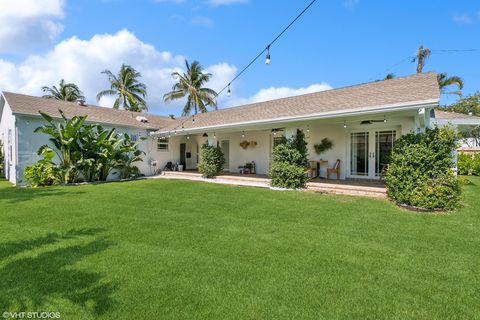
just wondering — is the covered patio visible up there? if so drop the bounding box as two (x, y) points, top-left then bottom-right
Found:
(155, 170), (387, 198)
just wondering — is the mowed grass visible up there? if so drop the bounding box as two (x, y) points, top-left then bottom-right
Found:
(0, 177), (479, 320)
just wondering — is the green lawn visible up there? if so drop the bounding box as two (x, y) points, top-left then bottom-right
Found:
(0, 177), (479, 320)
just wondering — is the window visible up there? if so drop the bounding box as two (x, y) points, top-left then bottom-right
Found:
(157, 138), (169, 151)
(130, 134), (139, 142)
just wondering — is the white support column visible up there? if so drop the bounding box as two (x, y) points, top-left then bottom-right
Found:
(207, 134), (216, 147)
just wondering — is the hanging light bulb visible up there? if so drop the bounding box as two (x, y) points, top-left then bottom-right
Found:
(383, 115), (387, 123)
(213, 132), (217, 139)
(174, 130), (177, 135)
(187, 135), (190, 140)
(265, 45), (271, 65)
(469, 110), (473, 116)
(242, 131), (245, 138)
(343, 121), (347, 129)
(192, 116), (195, 124)
(306, 126), (310, 133)
(227, 84), (232, 96)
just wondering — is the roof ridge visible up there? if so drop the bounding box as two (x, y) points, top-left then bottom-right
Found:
(2, 91), (172, 120)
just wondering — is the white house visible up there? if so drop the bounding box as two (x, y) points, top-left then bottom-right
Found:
(1, 72), (479, 185)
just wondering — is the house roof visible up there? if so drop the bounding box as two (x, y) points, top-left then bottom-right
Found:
(1, 92), (175, 130)
(156, 72), (440, 134)
(434, 109), (480, 120)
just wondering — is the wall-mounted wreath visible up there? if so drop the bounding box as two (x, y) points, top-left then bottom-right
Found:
(314, 138), (333, 154)
(240, 140), (258, 150)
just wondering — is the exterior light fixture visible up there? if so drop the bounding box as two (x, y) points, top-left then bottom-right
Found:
(242, 131), (245, 138)
(213, 132), (217, 139)
(265, 45), (271, 65)
(192, 116), (195, 124)
(343, 121), (347, 129)
(187, 135), (190, 140)
(306, 126), (310, 133)
(469, 111), (473, 116)
(383, 115), (387, 123)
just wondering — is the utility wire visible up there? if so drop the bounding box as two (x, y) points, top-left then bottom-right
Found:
(164, 0), (319, 134)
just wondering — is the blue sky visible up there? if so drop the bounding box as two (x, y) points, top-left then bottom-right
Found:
(0, 0), (479, 115)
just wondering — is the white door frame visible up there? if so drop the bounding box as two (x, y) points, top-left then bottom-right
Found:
(346, 125), (399, 179)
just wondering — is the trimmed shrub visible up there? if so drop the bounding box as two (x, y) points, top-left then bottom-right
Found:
(24, 162), (60, 187)
(457, 153), (475, 175)
(269, 131), (309, 189)
(458, 152), (480, 176)
(198, 144), (225, 178)
(386, 127), (461, 210)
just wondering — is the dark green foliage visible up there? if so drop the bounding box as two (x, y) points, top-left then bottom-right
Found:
(198, 144), (225, 178)
(24, 149), (60, 187)
(386, 127), (460, 210)
(314, 138), (334, 155)
(269, 131), (308, 189)
(25, 110), (144, 186)
(458, 153), (480, 176)
(443, 91), (480, 116)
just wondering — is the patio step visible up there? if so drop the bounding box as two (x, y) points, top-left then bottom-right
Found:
(306, 181), (387, 198)
(158, 171), (387, 198)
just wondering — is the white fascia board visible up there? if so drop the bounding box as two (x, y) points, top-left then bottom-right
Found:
(154, 99), (438, 135)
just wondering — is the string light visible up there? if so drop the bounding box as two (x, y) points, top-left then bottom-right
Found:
(159, 0), (318, 136)
(227, 84), (232, 96)
(265, 45), (271, 65)
(192, 116), (195, 124)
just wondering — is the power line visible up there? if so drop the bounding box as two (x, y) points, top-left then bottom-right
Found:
(216, 0), (319, 98)
(164, 0), (319, 134)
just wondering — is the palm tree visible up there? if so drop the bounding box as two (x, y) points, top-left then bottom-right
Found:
(412, 45), (431, 73)
(164, 60), (218, 116)
(96, 64), (148, 112)
(42, 79), (85, 102)
(385, 73), (395, 80)
(437, 73), (464, 96)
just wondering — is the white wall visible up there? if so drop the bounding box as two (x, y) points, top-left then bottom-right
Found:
(13, 115), (163, 184)
(0, 98), (17, 184)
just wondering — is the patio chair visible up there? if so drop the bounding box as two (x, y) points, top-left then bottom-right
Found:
(327, 159), (341, 180)
(306, 161), (317, 178)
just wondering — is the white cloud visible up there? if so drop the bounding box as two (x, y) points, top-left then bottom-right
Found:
(453, 13), (473, 24)
(0, 0), (65, 52)
(208, 0), (248, 6)
(190, 16), (214, 27)
(343, 0), (359, 10)
(0, 29), (332, 116)
(226, 83), (332, 107)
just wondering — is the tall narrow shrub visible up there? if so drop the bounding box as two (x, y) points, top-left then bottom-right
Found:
(198, 144), (225, 178)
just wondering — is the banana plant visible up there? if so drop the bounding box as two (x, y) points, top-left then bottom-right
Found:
(34, 110), (85, 184)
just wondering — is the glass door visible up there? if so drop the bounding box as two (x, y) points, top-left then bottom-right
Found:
(350, 132), (369, 176)
(375, 130), (396, 177)
(220, 140), (230, 171)
(349, 129), (397, 179)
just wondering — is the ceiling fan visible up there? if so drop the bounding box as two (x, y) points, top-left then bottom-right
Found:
(360, 117), (387, 125)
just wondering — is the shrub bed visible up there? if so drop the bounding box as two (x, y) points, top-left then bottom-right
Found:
(386, 127), (461, 211)
(269, 130), (308, 189)
(198, 144), (225, 178)
(457, 152), (480, 176)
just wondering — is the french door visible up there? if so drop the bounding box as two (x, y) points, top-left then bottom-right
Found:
(220, 140), (230, 171)
(349, 129), (396, 179)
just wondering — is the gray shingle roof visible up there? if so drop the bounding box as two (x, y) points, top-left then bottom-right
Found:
(2, 92), (174, 130)
(434, 110), (480, 120)
(157, 72), (440, 133)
